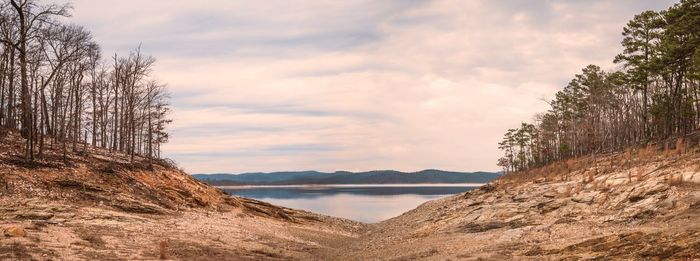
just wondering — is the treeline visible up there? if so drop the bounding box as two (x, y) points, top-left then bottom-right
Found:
(498, 0), (700, 173)
(0, 0), (171, 162)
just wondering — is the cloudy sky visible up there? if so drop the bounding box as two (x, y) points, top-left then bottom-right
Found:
(69, 0), (675, 174)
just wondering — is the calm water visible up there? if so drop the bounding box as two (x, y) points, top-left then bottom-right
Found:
(221, 184), (480, 223)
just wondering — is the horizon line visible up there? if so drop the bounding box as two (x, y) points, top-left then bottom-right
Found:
(193, 169), (504, 175)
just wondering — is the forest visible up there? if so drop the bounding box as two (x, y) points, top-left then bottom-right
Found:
(0, 0), (171, 162)
(498, 0), (700, 173)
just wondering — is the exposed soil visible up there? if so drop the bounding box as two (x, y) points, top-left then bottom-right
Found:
(0, 130), (363, 260)
(317, 144), (700, 260)
(1, 129), (699, 260)
(0, 197), (363, 260)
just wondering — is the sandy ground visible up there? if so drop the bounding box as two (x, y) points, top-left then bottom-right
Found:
(318, 190), (700, 260)
(0, 196), (363, 260)
(1, 130), (700, 260)
(0, 130), (365, 260)
(315, 150), (700, 260)
(2, 177), (698, 260)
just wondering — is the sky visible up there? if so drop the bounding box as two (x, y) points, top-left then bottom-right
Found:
(68, 0), (676, 174)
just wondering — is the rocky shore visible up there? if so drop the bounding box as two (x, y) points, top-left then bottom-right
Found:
(1, 130), (699, 260)
(320, 147), (700, 260)
(0, 132), (363, 260)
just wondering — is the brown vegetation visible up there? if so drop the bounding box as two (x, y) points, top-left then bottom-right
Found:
(0, 129), (364, 260)
(499, 132), (700, 190)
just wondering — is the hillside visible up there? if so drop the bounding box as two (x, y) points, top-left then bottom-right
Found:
(0, 130), (363, 260)
(317, 137), (700, 260)
(3, 127), (700, 260)
(194, 170), (500, 185)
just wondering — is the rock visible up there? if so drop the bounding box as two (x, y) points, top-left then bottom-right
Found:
(460, 220), (528, 233)
(628, 183), (668, 202)
(466, 199), (482, 207)
(559, 232), (646, 255)
(690, 200), (700, 209)
(621, 196), (660, 221)
(631, 209), (656, 220)
(542, 192), (557, 198)
(460, 221), (507, 233)
(4, 226), (26, 237)
(554, 217), (576, 224)
(555, 185), (573, 194)
(111, 200), (166, 214)
(572, 191), (600, 205)
(277, 210), (293, 221)
(483, 195), (498, 204)
(512, 193), (529, 202)
(686, 172), (700, 183)
(658, 197), (677, 209)
(607, 176), (628, 186)
(0, 207), (17, 212)
(496, 226), (525, 242)
(538, 199), (567, 214)
(524, 245), (547, 256)
(505, 214), (524, 223)
(602, 215), (616, 222)
(489, 203), (531, 220)
(646, 183), (669, 195)
(15, 211), (54, 220)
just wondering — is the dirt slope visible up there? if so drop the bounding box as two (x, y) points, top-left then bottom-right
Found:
(0, 130), (363, 260)
(2, 128), (700, 260)
(318, 141), (700, 260)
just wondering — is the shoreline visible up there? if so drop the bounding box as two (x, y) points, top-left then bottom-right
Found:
(217, 183), (486, 189)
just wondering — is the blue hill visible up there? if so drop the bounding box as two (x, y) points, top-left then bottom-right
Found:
(193, 169), (501, 185)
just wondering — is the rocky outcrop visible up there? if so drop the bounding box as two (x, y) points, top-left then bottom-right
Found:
(320, 151), (700, 260)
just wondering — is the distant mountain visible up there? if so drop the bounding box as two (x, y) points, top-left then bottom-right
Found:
(193, 170), (501, 185)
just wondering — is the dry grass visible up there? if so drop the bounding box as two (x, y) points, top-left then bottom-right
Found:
(635, 168), (646, 182)
(676, 137), (685, 156)
(624, 148), (632, 168)
(638, 147), (647, 161)
(0, 128), (234, 213)
(647, 143), (655, 159)
(627, 171), (633, 184)
(566, 159), (575, 174)
(497, 131), (700, 189)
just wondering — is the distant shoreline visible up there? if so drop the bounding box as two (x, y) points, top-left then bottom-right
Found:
(217, 183), (486, 189)
(195, 170), (501, 187)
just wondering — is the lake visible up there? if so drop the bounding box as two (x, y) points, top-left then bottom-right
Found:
(221, 184), (481, 223)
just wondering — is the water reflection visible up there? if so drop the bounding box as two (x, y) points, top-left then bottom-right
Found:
(222, 185), (478, 223)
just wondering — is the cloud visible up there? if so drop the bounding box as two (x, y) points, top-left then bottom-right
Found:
(69, 0), (676, 173)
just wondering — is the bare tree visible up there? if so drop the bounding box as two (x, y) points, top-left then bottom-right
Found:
(0, 0), (172, 164)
